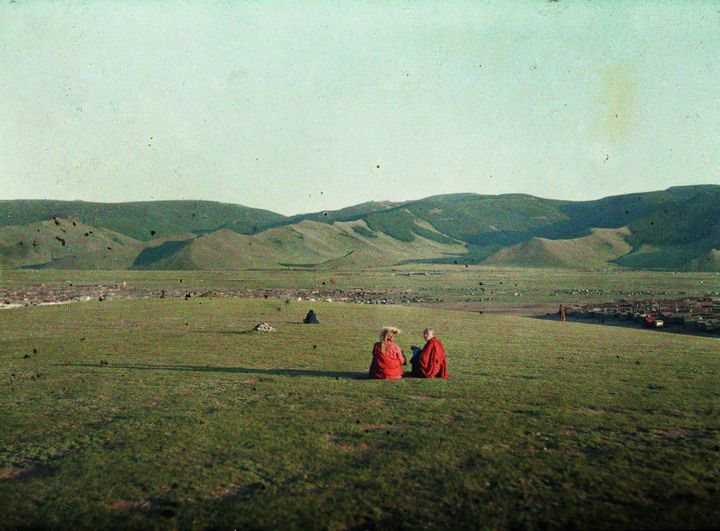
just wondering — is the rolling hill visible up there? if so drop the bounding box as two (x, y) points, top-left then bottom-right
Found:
(682, 249), (720, 272)
(483, 227), (633, 269)
(0, 217), (143, 270)
(133, 219), (466, 270)
(1, 185), (718, 270)
(0, 200), (285, 241)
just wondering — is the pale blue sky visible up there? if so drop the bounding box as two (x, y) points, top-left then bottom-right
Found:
(1, 1), (719, 215)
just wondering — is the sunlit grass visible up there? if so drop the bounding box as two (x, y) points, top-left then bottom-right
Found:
(1, 298), (719, 529)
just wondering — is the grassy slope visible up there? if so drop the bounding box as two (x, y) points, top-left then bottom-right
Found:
(483, 228), (632, 269)
(683, 249), (720, 272)
(0, 218), (143, 270)
(392, 194), (571, 245)
(615, 190), (720, 270)
(2, 185), (720, 270)
(281, 201), (403, 225)
(315, 225), (465, 269)
(0, 200), (285, 241)
(1, 299), (719, 529)
(134, 220), (466, 270)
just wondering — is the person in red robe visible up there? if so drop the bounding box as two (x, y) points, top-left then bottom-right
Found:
(369, 326), (406, 379)
(410, 328), (448, 378)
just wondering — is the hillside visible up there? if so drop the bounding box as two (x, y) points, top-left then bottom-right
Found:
(611, 189), (720, 269)
(483, 228), (632, 268)
(683, 249), (720, 272)
(281, 201), (403, 225)
(0, 200), (285, 241)
(0, 217), (143, 269)
(133, 219), (466, 270)
(1, 185), (719, 270)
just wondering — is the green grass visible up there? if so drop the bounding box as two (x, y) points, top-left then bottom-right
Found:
(3, 186), (720, 271)
(0, 200), (285, 241)
(2, 267), (719, 305)
(351, 225), (378, 238)
(1, 298), (719, 529)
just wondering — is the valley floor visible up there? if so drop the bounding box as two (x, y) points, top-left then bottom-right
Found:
(2, 266), (719, 308)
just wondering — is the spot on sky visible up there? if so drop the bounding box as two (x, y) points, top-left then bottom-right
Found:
(595, 62), (638, 143)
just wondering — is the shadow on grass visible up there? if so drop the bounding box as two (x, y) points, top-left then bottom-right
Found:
(190, 330), (256, 335)
(532, 314), (720, 338)
(63, 363), (367, 379)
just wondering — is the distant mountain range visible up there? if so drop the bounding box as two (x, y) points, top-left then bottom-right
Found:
(1, 185), (719, 271)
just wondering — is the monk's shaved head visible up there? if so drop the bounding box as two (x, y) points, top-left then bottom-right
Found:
(423, 328), (435, 339)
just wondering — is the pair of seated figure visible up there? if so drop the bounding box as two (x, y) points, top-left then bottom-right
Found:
(369, 326), (448, 379)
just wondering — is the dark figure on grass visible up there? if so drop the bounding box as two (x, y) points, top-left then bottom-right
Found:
(369, 326), (405, 380)
(558, 304), (566, 322)
(303, 309), (319, 324)
(409, 328), (448, 379)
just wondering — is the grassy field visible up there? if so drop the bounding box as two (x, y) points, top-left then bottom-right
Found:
(1, 297), (719, 529)
(2, 267), (719, 305)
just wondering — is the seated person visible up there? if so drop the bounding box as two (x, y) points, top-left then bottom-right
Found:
(410, 328), (448, 378)
(303, 309), (319, 324)
(368, 326), (406, 380)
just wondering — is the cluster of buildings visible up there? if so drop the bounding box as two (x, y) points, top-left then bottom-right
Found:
(568, 296), (720, 334)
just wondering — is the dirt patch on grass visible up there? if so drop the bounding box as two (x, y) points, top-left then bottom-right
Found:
(361, 423), (396, 431)
(339, 442), (376, 452)
(653, 428), (696, 443)
(327, 432), (378, 452)
(113, 499), (153, 511)
(0, 465), (45, 481)
(657, 428), (690, 439)
(358, 423), (411, 435)
(215, 481), (265, 500)
(113, 498), (178, 518)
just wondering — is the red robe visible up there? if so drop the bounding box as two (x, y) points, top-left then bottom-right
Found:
(413, 337), (448, 378)
(368, 339), (405, 380)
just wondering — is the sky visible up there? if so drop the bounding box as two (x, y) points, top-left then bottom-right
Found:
(1, 1), (719, 215)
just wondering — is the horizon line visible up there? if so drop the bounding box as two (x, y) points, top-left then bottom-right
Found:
(1, 183), (718, 217)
